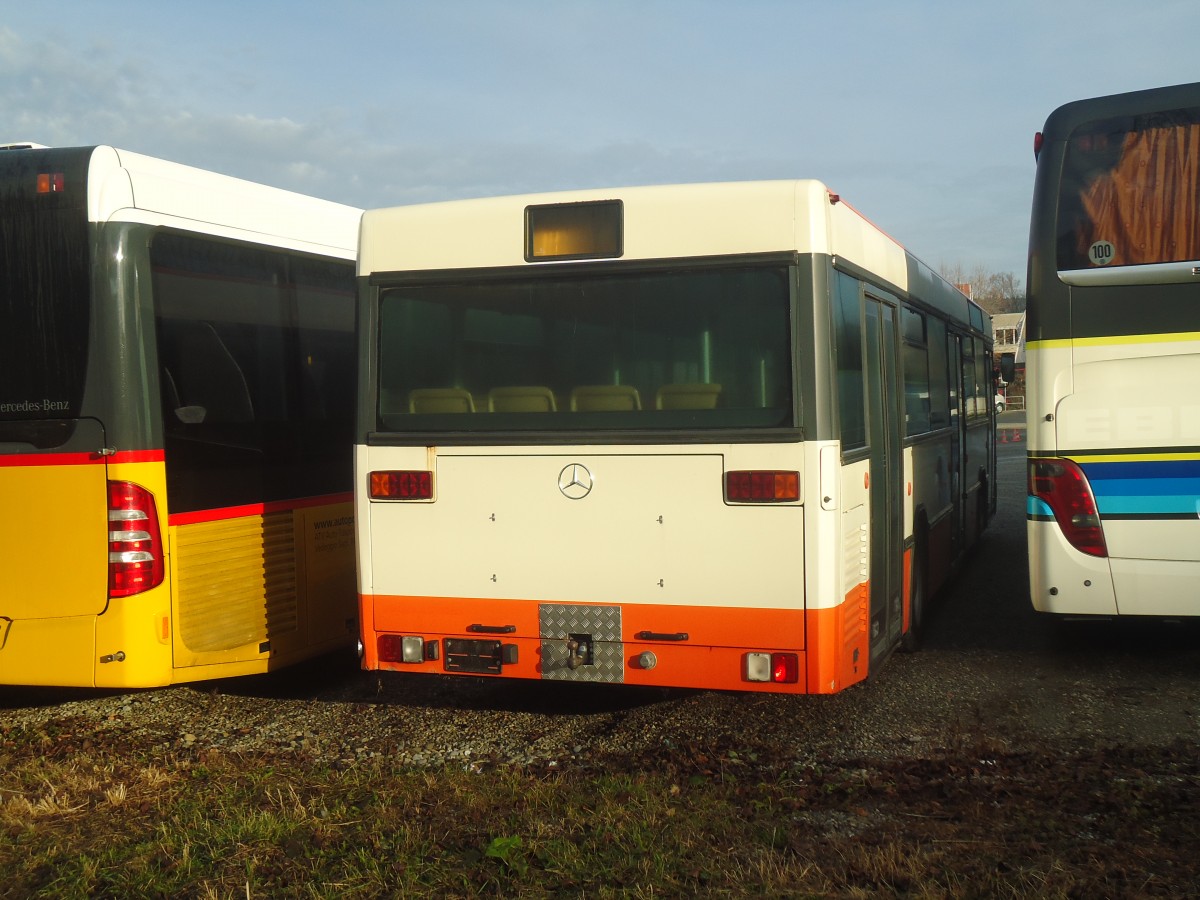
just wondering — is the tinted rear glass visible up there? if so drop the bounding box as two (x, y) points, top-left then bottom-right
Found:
(0, 148), (91, 422)
(376, 264), (794, 434)
(1056, 105), (1200, 270)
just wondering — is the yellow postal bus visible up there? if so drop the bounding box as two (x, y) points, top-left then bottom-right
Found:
(0, 144), (361, 687)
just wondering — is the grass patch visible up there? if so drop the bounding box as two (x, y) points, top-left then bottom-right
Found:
(0, 730), (1198, 897)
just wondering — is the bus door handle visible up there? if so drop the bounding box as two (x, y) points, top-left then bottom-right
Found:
(467, 623), (517, 634)
(635, 630), (689, 642)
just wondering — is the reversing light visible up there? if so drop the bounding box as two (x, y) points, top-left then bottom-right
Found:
(370, 470), (433, 500)
(1029, 458), (1107, 557)
(108, 481), (164, 597)
(725, 470), (799, 502)
(744, 652), (800, 684)
(745, 652), (772, 682)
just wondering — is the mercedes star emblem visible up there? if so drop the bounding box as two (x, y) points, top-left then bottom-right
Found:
(558, 463), (594, 500)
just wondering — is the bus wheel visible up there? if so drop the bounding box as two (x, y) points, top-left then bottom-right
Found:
(977, 471), (990, 541)
(901, 517), (929, 652)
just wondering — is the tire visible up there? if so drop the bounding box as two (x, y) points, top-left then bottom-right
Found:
(901, 521), (928, 652)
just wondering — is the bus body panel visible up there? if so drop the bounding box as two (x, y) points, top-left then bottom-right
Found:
(0, 616), (98, 687)
(95, 457), (173, 687)
(1110, 558), (1200, 616)
(359, 443), (825, 692)
(168, 497), (355, 678)
(357, 437), (876, 694)
(364, 446), (804, 609)
(0, 452), (108, 620)
(0, 455), (173, 688)
(1028, 518), (1118, 615)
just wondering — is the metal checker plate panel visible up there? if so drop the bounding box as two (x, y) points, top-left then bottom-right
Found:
(539, 603), (624, 683)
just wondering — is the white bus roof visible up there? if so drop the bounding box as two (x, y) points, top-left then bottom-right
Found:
(83, 145), (361, 257)
(360, 180), (918, 294)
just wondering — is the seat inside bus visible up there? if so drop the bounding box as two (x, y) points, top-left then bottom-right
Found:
(570, 384), (641, 411)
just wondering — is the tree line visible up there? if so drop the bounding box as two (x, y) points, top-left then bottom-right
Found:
(939, 263), (1025, 316)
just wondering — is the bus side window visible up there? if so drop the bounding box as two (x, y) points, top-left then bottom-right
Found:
(173, 321), (255, 424)
(834, 273), (866, 452)
(161, 366), (181, 414)
(901, 307), (931, 435)
(927, 318), (949, 430)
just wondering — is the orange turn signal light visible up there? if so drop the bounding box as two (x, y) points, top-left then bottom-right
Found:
(370, 470), (433, 500)
(725, 470), (799, 503)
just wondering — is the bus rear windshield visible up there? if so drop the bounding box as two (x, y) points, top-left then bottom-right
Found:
(376, 264), (794, 434)
(0, 151), (90, 425)
(1056, 104), (1200, 271)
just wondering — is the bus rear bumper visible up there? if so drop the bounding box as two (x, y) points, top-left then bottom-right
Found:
(1111, 558), (1200, 617)
(361, 591), (870, 695)
(0, 614), (99, 687)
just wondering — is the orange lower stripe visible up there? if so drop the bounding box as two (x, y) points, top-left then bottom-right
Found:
(360, 590), (870, 694)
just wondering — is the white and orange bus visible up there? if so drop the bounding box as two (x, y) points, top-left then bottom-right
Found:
(0, 144), (361, 687)
(355, 181), (994, 693)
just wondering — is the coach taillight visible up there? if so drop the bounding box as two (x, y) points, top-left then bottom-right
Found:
(107, 481), (164, 597)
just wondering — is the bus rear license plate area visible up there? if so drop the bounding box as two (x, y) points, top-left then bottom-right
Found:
(443, 638), (517, 674)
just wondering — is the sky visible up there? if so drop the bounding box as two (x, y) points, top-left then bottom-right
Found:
(2, 0), (1195, 283)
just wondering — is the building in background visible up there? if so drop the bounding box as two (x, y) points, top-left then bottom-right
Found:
(992, 312), (1025, 408)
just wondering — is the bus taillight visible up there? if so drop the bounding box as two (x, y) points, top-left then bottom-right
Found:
(369, 470), (434, 500)
(37, 172), (65, 193)
(725, 471), (799, 502)
(744, 652), (800, 684)
(107, 481), (165, 597)
(1029, 459), (1108, 557)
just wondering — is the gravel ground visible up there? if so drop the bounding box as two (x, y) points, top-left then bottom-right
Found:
(2, 619), (1197, 774)
(3, 434), (1198, 771)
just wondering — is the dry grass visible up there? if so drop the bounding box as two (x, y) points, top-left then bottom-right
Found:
(0, 721), (1198, 898)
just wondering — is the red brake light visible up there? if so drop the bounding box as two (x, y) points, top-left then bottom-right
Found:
(771, 653), (799, 684)
(725, 470), (799, 502)
(108, 481), (164, 597)
(370, 470), (433, 500)
(1033, 131), (1044, 161)
(378, 634), (404, 663)
(1029, 459), (1107, 557)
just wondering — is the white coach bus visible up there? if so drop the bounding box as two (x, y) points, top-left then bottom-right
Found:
(1024, 82), (1200, 619)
